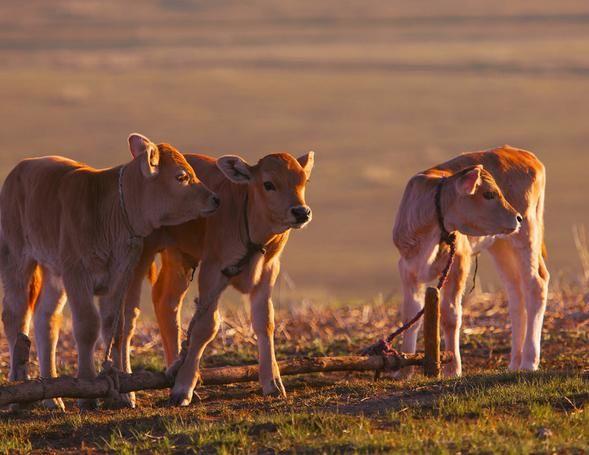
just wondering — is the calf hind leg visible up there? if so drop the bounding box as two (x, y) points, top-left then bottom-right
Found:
(397, 260), (425, 379)
(489, 239), (526, 371)
(152, 249), (193, 367)
(34, 267), (67, 410)
(0, 250), (38, 382)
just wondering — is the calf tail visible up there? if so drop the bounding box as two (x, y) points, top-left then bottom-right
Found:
(147, 261), (158, 285)
(27, 266), (42, 312)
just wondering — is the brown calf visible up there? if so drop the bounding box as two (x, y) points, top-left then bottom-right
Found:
(117, 151), (314, 406)
(0, 134), (219, 409)
(393, 146), (548, 376)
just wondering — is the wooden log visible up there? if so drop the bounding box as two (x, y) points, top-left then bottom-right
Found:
(0, 353), (453, 407)
(423, 287), (441, 378)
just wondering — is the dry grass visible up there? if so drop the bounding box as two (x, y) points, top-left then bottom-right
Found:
(0, 279), (587, 453)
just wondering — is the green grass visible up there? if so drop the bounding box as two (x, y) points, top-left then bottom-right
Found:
(1, 371), (587, 453)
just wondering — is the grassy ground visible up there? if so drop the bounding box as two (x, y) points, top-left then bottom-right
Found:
(1, 281), (587, 453)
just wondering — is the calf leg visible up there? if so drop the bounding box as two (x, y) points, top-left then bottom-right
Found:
(396, 259), (425, 379)
(513, 230), (549, 371)
(33, 267), (67, 410)
(250, 262), (285, 397)
(113, 258), (155, 408)
(152, 249), (193, 366)
(399, 259), (424, 356)
(64, 274), (100, 410)
(489, 239), (526, 370)
(0, 248), (38, 382)
(169, 261), (227, 406)
(440, 252), (470, 377)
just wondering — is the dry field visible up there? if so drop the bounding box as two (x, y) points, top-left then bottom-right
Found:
(1, 1), (589, 453)
(0, 280), (588, 452)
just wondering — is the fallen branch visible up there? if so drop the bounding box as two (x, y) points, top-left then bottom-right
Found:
(0, 352), (453, 407)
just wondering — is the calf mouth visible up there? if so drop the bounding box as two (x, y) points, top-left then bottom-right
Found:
(200, 207), (218, 217)
(290, 219), (310, 229)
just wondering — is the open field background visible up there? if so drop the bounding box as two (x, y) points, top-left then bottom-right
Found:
(1, 2), (589, 453)
(2, 0), (589, 300)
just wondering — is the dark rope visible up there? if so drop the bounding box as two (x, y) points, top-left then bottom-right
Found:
(360, 176), (456, 357)
(222, 192), (268, 278)
(469, 254), (479, 295)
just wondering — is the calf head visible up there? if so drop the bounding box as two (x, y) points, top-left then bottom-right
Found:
(216, 152), (314, 234)
(442, 165), (522, 236)
(128, 133), (219, 232)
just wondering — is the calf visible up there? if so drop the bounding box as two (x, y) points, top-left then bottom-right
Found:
(0, 134), (219, 409)
(393, 145), (548, 376)
(119, 151), (314, 406)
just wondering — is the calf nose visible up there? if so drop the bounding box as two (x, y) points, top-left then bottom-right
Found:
(212, 194), (221, 208)
(516, 214), (523, 224)
(291, 206), (311, 223)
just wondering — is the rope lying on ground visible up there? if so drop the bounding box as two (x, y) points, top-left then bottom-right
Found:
(360, 177), (456, 357)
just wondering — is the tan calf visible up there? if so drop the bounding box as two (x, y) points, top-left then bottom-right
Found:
(119, 151), (314, 406)
(0, 134), (218, 409)
(393, 146), (548, 376)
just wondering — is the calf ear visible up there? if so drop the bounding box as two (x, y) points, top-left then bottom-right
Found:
(455, 165), (482, 195)
(297, 151), (315, 179)
(128, 133), (159, 177)
(216, 155), (252, 183)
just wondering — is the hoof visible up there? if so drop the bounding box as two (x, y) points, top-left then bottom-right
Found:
(103, 392), (136, 409)
(442, 363), (462, 378)
(519, 362), (539, 372)
(78, 398), (99, 411)
(169, 391), (192, 407)
(262, 378), (287, 398)
(43, 398), (66, 412)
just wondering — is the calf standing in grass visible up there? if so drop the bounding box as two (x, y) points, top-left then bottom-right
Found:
(119, 151), (314, 406)
(0, 134), (219, 409)
(393, 146), (548, 376)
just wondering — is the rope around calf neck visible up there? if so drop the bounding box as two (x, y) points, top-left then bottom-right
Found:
(360, 177), (456, 357)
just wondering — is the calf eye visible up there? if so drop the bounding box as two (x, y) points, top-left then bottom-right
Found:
(263, 181), (276, 191)
(176, 171), (190, 184)
(483, 191), (496, 200)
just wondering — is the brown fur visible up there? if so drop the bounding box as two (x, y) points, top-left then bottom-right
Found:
(393, 145), (548, 377)
(117, 151), (314, 406)
(0, 134), (218, 409)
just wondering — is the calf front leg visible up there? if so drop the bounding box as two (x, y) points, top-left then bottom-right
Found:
(63, 274), (100, 410)
(517, 245), (549, 371)
(168, 261), (227, 406)
(250, 262), (285, 397)
(439, 252), (470, 377)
